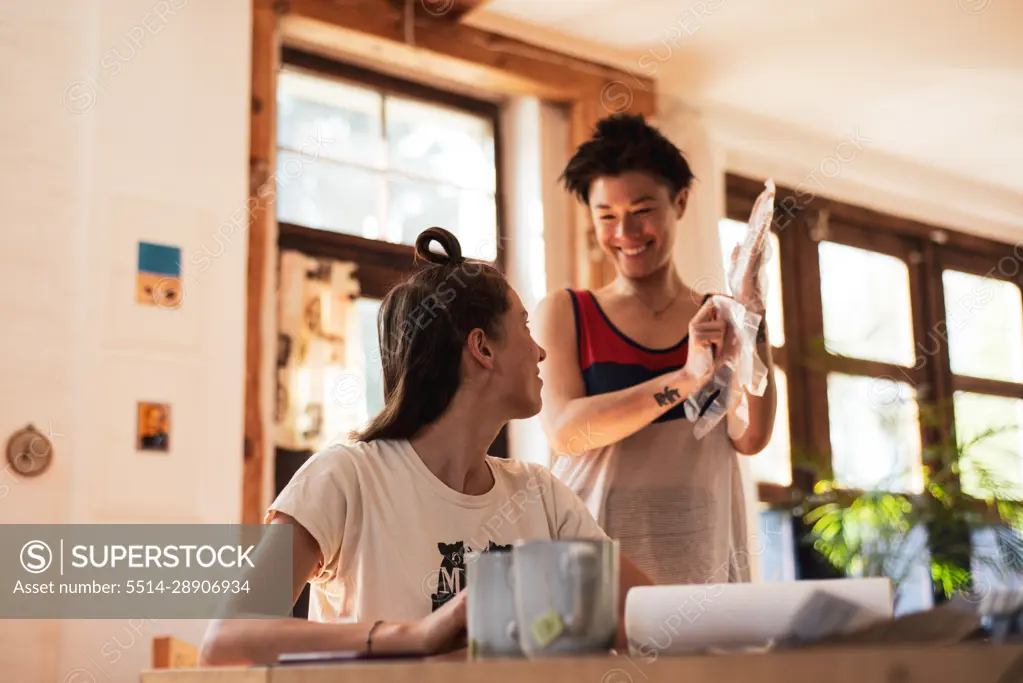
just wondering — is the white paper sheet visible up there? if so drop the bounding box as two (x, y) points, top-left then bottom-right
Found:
(625, 578), (893, 658)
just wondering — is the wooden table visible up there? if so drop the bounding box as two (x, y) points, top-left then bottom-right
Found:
(141, 643), (1023, 683)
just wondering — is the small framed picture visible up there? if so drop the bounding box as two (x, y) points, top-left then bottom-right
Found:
(136, 241), (182, 309)
(137, 401), (170, 452)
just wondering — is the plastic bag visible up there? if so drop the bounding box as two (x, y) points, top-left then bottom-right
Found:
(727, 179), (776, 313)
(684, 179), (775, 440)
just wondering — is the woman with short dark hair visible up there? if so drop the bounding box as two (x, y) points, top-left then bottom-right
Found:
(536, 114), (777, 586)
(199, 227), (691, 666)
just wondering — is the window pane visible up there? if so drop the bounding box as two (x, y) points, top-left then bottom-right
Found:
(277, 68), (383, 167)
(892, 527), (935, 616)
(943, 270), (1023, 382)
(750, 366), (791, 486)
(385, 97), (496, 192)
(717, 218), (784, 346)
(819, 242), (915, 365)
(275, 152), (381, 237)
(971, 526), (1023, 593)
(355, 298), (385, 422)
(386, 177), (497, 259)
(827, 373), (923, 493)
(954, 391), (1023, 500)
(842, 523), (933, 616)
(755, 508), (797, 582)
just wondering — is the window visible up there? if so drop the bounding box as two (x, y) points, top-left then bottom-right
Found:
(945, 271), (1023, 499)
(275, 53), (499, 261)
(755, 508), (797, 582)
(723, 174), (1023, 600)
(273, 49), (508, 463)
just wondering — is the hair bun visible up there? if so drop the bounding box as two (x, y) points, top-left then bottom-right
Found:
(415, 227), (464, 266)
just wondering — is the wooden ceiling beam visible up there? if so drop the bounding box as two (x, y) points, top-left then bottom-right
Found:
(281, 0), (656, 112)
(281, 13), (556, 101)
(383, 0), (492, 23)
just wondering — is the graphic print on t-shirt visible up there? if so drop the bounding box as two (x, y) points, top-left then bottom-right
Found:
(430, 540), (512, 611)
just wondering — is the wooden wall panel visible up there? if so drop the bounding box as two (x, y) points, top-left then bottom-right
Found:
(243, 0), (281, 524)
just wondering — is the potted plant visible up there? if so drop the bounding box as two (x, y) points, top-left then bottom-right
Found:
(799, 397), (1023, 612)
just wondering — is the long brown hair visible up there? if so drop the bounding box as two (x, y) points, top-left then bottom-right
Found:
(350, 227), (510, 442)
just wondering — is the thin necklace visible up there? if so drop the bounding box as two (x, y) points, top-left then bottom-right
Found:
(620, 281), (682, 320)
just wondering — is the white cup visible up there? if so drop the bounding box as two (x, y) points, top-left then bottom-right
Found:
(467, 548), (522, 659)
(511, 539), (619, 658)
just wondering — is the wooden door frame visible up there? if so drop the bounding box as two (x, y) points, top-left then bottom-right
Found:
(243, 0), (657, 522)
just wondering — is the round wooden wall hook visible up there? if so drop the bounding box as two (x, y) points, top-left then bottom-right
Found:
(6, 424), (54, 477)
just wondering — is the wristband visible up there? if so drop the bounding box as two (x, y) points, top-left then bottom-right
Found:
(756, 320), (767, 345)
(367, 620), (384, 655)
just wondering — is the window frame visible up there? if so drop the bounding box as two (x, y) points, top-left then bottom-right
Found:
(274, 48), (510, 458)
(277, 47), (508, 297)
(725, 173), (1023, 507)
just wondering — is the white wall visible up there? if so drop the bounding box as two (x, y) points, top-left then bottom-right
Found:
(696, 100), (1023, 246)
(499, 97), (553, 467)
(499, 98), (574, 468)
(0, 0), (251, 680)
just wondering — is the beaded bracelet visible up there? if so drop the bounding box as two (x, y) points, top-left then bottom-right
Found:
(367, 620), (384, 655)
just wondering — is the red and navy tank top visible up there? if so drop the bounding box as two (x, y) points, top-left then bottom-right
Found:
(554, 288), (749, 585)
(569, 288), (705, 424)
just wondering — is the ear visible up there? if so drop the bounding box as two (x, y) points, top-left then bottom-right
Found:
(466, 328), (494, 368)
(673, 187), (690, 219)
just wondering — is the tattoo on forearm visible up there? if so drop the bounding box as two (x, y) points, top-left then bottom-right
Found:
(654, 386), (681, 407)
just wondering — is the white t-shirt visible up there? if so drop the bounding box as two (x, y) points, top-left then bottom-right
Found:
(266, 438), (608, 623)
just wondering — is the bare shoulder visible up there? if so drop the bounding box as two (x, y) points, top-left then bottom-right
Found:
(535, 289), (586, 411)
(534, 289), (576, 341)
(535, 288), (574, 320)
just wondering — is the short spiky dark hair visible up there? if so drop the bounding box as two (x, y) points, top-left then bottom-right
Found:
(560, 113), (695, 205)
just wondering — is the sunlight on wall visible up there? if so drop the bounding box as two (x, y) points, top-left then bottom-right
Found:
(500, 97), (553, 467)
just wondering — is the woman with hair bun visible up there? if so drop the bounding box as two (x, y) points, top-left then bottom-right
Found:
(200, 227), (662, 666)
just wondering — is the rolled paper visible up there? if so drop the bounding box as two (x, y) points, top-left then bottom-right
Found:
(624, 578), (893, 658)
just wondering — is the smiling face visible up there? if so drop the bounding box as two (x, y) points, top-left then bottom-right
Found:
(588, 171), (688, 280)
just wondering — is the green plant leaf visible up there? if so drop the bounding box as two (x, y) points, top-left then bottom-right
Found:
(800, 395), (1022, 603)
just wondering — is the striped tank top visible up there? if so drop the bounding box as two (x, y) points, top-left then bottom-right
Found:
(550, 289), (751, 585)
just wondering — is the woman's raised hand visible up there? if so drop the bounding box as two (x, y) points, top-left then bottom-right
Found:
(680, 297), (732, 385)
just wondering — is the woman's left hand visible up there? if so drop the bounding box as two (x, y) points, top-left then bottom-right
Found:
(412, 589), (468, 655)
